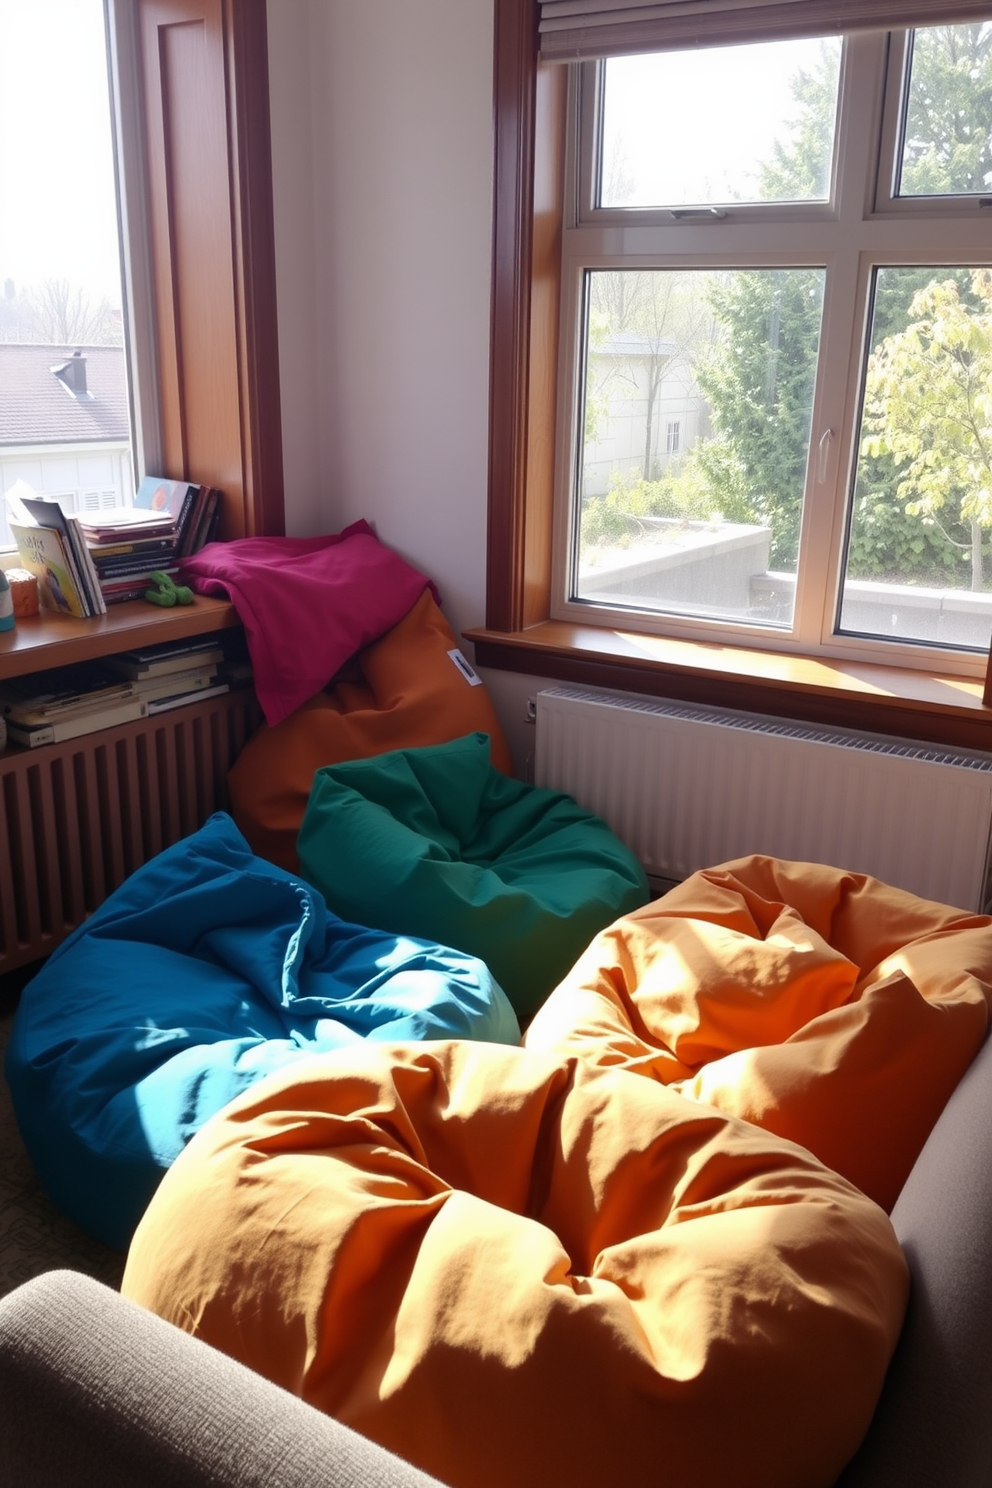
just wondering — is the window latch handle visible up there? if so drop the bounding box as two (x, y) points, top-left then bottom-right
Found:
(817, 427), (834, 483)
(669, 208), (727, 220)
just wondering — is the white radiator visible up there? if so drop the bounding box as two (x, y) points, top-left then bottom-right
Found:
(534, 687), (992, 913)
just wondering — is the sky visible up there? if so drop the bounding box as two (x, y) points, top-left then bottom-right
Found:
(601, 37), (841, 208)
(0, 0), (123, 307)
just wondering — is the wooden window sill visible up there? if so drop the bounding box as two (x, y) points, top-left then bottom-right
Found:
(0, 595), (241, 681)
(465, 620), (992, 755)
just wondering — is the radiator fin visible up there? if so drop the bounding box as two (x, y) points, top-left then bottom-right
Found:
(0, 690), (261, 974)
(535, 688), (992, 913)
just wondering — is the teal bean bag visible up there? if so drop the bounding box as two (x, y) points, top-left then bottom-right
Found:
(5, 811), (519, 1250)
(297, 732), (650, 1018)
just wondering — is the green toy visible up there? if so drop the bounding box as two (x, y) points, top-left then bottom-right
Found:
(144, 571), (194, 607)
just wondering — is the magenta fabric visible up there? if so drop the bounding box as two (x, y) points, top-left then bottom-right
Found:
(180, 521), (439, 726)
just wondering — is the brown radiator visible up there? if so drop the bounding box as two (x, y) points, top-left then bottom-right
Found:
(0, 689), (262, 976)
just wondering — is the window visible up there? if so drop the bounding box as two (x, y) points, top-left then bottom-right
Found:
(0, 0), (283, 562)
(554, 22), (992, 672)
(0, 0), (136, 549)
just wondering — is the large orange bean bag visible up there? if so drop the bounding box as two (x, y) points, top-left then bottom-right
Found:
(122, 1040), (907, 1488)
(228, 590), (513, 873)
(524, 854), (992, 1212)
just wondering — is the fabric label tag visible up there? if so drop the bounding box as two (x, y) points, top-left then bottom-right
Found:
(447, 648), (482, 686)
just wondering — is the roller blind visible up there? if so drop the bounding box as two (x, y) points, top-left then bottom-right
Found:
(538, 0), (992, 60)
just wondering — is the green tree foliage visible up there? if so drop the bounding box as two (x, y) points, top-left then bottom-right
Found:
(679, 48), (837, 570)
(693, 268), (824, 569)
(861, 270), (992, 590)
(847, 265), (980, 585)
(900, 23), (992, 195)
(696, 26), (992, 583)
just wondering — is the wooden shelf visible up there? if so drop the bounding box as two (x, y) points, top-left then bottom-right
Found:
(0, 595), (242, 681)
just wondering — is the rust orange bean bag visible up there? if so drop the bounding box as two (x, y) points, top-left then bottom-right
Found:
(228, 590), (513, 873)
(524, 854), (992, 1212)
(122, 1040), (907, 1488)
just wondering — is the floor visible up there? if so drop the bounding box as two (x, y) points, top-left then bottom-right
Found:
(0, 966), (125, 1303)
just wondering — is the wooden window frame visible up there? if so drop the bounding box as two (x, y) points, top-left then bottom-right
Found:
(468, 0), (992, 752)
(133, 0), (284, 541)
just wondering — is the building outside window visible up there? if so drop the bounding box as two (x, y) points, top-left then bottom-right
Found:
(556, 21), (992, 670)
(0, 0), (137, 551)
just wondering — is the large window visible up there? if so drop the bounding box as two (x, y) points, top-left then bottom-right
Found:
(0, 0), (137, 548)
(552, 21), (992, 672)
(0, 0), (283, 561)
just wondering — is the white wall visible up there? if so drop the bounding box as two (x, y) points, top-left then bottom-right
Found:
(267, 0), (495, 643)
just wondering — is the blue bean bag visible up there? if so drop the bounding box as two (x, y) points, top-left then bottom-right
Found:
(297, 732), (651, 1018)
(4, 812), (519, 1250)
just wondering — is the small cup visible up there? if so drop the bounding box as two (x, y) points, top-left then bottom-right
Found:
(8, 568), (41, 618)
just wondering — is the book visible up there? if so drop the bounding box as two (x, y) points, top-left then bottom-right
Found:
(96, 565), (184, 608)
(10, 494), (106, 618)
(134, 475), (197, 520)
(129, 665), (220, 702)
(5, 696), (149, 748)
(7, 519), (90, 619)
(147, 681), (230, 714)
(66, 515), (108, 615)
(31, 505), (95, 616)
(102, 638), (226, 679)
(181, 485), (221, 557)
(134, 475), (201, 554)
(102, 586), (152, 606)
(0, 659), (127, 709)
(76, 509), (177, 546)
(3, 687), (139, 728)
(89, 535), (178, 564)
(0, 659), (218, 724)
(94, 555), (182, 581)
(1, 675), (138, 725)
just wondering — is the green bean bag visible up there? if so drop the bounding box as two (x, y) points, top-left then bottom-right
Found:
(297, 732), (650, 1019)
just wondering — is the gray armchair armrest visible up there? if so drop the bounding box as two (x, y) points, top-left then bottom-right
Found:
(0, 1269), (445, 1488)
(837, 1031), (992, 1488)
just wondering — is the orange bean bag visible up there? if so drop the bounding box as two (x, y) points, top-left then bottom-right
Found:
(228, 590), (513, 873)
(524, 854), (992, 1212)
(122, 1040), (907, 1488)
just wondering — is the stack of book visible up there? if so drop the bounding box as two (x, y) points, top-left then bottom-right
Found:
(4, 475), (222, 613)
(0, 637), (231, 749)
(78, 507), (184, 606)
(78, 476), (221, 606)
(102, 637), (230, 713)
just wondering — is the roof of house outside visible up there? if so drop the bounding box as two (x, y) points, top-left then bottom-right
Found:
(0, 343), (129, 447)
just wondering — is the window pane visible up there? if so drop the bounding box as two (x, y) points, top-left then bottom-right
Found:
(574, 267), (824, 627)
(0, 0), (134, 549)
(897, 23), (992, 198)
(599, 38), (842, 210)
(839, 266), (992, 652)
